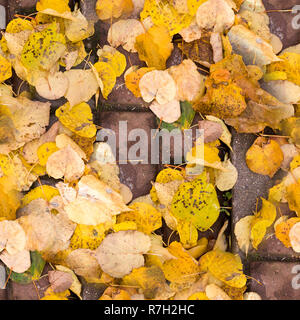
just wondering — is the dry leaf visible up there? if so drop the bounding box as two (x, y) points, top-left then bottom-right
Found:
(108, 19), (145, 52)
(246, 137), (283, 178)
(0, 220), (26, 255)
(64, 175), (128, 225)
(135, 25), (174, 70)
(48, 270), (73, 293)
(196, 0), (235, 33)
(46, 145), (85, 181)
(140, 70), (177, 105)
(150, 99), (181, 123)
(0, 249), (31, 273)
(168, 59), (205, 102)
(234, 215), (255, 255)
(95, 230), (151, 278)
(36, 72), (69, 100)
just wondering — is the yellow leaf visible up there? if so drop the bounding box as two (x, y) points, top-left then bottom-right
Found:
(0, 177), (20, 220)
(290, 155), (300, 171)
(199, 249), (246, 288)
(96, 0), (133, 20)
(37, 142), (59, 166)
(141, 0), (193, 36)
(177, 219), (198, 249)
(0, 55), (12, 83)
(41, 288), (70, 300)
(113, 221), (137, 232)
(263, 71), (287, 82)
(246, 137), (283, 178)
(162, 242), (200, 291)
(117, 202), (162, 235)
(125, 67), (155, 97)
(70, 223), (113, 250)
(275, 217), (300, 248)
(267, 52), (300, 86)
(21, 22), (66, 71)
(234, 215), (255, 255)
(150, 168), (185, 203)
(286, 182), (300, 216)
(64, 10), (94, 42)
(250, 219), (270, 250)
(71, 134), (95, 161)
(135, 25), (174, 70)
(36, 0), (70, 14)
(94, 62), (116, 99)
(188, 292), (209, 300)
(194, 69), (247, 118)
(97, 45), (126, 77)
(171, 171), (220, 232)
(99, 287), (132, 300)
(122, 266), (173, 300)
(20, 185), (59, 208)
(56, 102), (96, 138)
(187, 0), (208, 15)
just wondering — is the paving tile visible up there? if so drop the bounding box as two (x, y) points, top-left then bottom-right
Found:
(80, 0), (98, 23)
(97, 111), (159, 198)
(263, 0), (300, 48)
(248, 261), (300, 300)
(230, 130), (300, 261)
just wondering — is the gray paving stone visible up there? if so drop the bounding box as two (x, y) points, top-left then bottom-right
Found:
(263, 0), (300, 48)
(248, 261), (300, 300)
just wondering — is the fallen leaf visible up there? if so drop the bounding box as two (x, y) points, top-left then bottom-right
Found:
(35, 72), (69, 100)
(162, 241), (200, 291)
(108, 19), (145, 52)
(196, 0), (235, 33)
(234, 215), (255, 255)
(125, 66), (155, 97)
(150, 99), (181, 123)
(215, 157), (238, 191)
(56, 102), (96, 139)
(135, 25), (174, 70)
(117, 202), (162, 234)
(0, 220), (26, 255)
(227, 25), (280, 67)
(205, 284), (231, 300)
(0, 249), (31, 274)
(95, 230), (151, 278)
(48, 270), (73, 293)
(96, 0), (134, 20)
(199, 249), (247, 288)
(63, 69), (99, 106)
(46, 145), (85, 181)
(64, 175), (128, 225)
(275, 217), (300, 248)
(168, 59), (205, 102)
(21, 22), (66, 71)
(246, 137), (283, 178)
(66, 249), (101, 280)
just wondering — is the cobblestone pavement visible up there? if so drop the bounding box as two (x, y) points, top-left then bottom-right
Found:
(0, 0), (299, 300)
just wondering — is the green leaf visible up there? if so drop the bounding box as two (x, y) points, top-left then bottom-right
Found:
(8, 251), (46, 284)
(158, 101), (195, 131)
